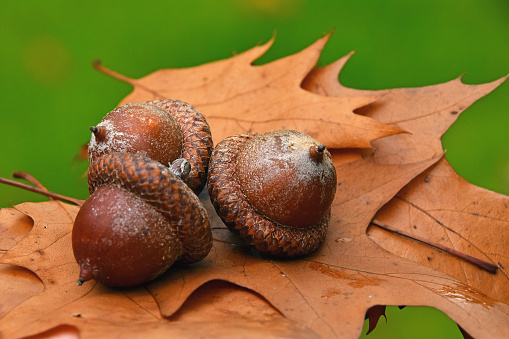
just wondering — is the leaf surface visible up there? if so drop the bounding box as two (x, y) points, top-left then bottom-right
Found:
(104, 36), (402, 149)
(0, 207), (42, 319)
(0, 202), (316, 338)
(301, 55), (509, 337)
(147, 52), (508, 338)
(1, 37), (508, 339)
(370, 158), (509, 304)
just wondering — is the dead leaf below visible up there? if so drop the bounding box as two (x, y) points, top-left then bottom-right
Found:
(1, 36), (508, 338)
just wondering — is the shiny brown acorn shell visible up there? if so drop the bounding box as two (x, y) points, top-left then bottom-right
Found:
(207, 133), (330, 258)
(148, 99), (213, 194)
(236, 129), (337, 228)
(88, 103), (182, 169)
(89, 99), (213, 195)
(72, 185), (181, 287)
(87, 152), (212, 264)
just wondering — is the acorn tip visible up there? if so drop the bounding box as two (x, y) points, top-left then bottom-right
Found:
(309, 144), (326, 162)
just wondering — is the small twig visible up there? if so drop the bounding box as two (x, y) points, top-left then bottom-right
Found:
(13, 171), (48, 190)
(370, 219), (498, 274)
(0, 176), (84, 207)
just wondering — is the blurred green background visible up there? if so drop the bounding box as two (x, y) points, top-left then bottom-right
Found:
(1, 0), (507, 337)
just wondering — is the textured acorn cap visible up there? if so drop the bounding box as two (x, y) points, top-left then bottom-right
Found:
(87, 153), (212, 264)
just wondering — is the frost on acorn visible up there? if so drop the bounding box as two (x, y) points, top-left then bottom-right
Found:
(88, 102), (183, 167)
(236, 130), (337, 228)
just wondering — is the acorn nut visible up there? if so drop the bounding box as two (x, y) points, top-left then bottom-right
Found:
(72, 153), (212, 287)
(88, 99), (213, 194)
(207, 129), (337, 258)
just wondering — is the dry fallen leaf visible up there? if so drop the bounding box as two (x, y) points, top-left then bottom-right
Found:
(1, 36), (508, 338)
(98, 36), (402, 149)
(0, 202), (317, 339)
(370, 159), (509, 304)
(365, 305), (388, 335)
(0, 208), (42, 319)
(305, 56), (509, 303)
(301, 56), (509, 337)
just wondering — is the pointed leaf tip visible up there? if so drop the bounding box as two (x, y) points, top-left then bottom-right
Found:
(241, 36), (276, 64)
(365, 305), (387, 335)
(327, 51), (356, 79)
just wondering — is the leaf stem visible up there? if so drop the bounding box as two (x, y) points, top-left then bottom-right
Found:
(0, 176), (84, 207)
(92, 60), (135, 85)
(370, 219), (498, 274)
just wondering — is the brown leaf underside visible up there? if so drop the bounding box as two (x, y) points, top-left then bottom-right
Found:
(1, 37), (508, 339)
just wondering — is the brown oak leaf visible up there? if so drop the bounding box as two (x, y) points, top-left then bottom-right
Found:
(0, 208), (43, 319)
(370, 159), (509, 305)
(302, 54), (509, 337)
(1, 37), (508, 339)
(96, 35), (402, 149)
(0, 202), (316, 338)
(144, 43), (508, 338)
(365, 305), (387, 335)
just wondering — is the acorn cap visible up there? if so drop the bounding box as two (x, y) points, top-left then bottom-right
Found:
(88, 152), (212, 264)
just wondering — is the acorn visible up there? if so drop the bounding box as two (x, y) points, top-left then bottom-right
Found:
(88, 99), (213, 194)
(72, 153), (212, 287)
(207, 129), (337, 257)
